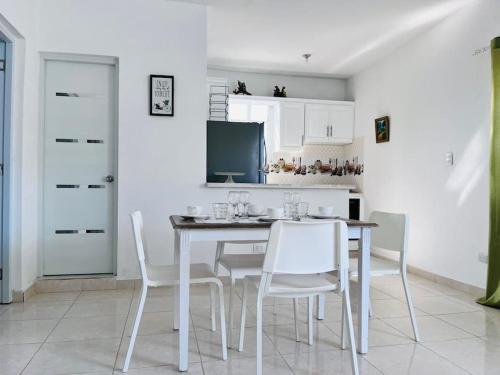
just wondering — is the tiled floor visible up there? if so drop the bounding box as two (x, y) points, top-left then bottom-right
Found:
(1, 275), (499, 374)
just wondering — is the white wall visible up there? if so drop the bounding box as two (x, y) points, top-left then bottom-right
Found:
(208, 68), (347, 100)
(34, 0), (209, 280)
(347, 0), (499, 288)
(0, 0), (40, 292)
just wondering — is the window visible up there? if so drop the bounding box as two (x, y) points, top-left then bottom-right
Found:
(228, 97), (279, 159)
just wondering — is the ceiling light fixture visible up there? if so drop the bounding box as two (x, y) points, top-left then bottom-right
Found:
(302, 53), (311, 62)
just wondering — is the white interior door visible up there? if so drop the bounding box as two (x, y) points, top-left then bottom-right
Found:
(43, 59), (116, 276)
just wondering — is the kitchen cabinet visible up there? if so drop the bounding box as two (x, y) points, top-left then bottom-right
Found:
(279, 102), (305, 150)
(304, 103), (354, 145)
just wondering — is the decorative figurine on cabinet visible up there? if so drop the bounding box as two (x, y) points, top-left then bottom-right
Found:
(233, 81), (252, 95)
(273, 86), (287, 97)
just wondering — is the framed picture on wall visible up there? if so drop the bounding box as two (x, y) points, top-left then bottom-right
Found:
(375, 116), (390, 143)
(150, 75), (174, 116)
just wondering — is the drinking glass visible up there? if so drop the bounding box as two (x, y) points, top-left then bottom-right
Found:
(212, 203), (228, 220)
(284, 202), (295, 219)
(292, 192), (301, 204)
(284, 191), (293, 204)
(239, 191), (250, 218)
(227, 191), (240, 219)
(295, 202), (309, 219)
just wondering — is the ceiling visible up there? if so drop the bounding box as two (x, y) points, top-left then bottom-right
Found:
(206, 0), (474, 77)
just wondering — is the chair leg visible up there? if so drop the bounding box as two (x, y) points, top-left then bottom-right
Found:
(256, 294), (264, 375)
(307, 296), (314, 345)
(293, 298), (300, 342)
(316, 294), (325, 320)
(123, 285), (147, 373)
(228, 277), (236, 348)
(238, 277), (248, 352)
(341, 294), (347, 350)
(217, 282), (228, 360)
(210, 285), (217, 332)
(369, 299), (373, 317)
(273, 297), (277, 315)
(402, 271), (420, 342)
(343, 284), (359, 375)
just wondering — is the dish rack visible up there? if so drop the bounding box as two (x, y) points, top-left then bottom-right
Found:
(208, 85), (229, 121)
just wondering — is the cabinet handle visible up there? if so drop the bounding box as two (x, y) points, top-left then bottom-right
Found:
(326, 125), (329, 137)
(330, 125), (333, 137)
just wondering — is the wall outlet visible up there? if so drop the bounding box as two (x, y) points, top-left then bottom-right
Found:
(445, 152), (454, 166)
(478, 252), (489, 264)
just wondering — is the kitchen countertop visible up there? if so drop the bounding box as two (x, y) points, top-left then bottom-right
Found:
(205, 183), (356, 190)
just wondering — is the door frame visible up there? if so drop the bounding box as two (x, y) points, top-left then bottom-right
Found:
(0, 31), (12, 303)
(39, 52), (119, 277)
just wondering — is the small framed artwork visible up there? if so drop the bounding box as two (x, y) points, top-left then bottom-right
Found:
(375, 116), (390, 143)
(150, 75), (174, 116)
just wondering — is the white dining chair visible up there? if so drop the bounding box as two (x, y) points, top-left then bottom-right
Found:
(214, 240), (266, 350)
(240, 220), (359, 375)
(123, 211), (227, 373)
(348, 211), (420, 342)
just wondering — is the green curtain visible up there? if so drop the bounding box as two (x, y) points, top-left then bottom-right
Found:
(478, 37), (500, 308)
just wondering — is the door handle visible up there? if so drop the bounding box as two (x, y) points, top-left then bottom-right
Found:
(105, 175), (114, 183)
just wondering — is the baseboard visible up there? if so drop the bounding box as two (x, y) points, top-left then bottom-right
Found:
(33, 276), (139, 294)
(12, 282), (36, 303)
(406, 263), (485, 299)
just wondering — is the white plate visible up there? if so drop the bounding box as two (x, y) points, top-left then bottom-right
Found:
(180, 215), (210, 220)
(309, 214), (340, 220)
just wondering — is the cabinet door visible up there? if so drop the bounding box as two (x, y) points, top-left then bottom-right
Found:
(279, 102), (304, 149)
(305, 104), (330, 143)
(329, 104), (354, 143)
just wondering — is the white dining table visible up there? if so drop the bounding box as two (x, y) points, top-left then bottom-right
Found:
(170, 215), (376, 372)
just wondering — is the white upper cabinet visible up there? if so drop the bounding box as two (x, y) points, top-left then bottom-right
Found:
(227, 94), (354, 151)
(304, 103), (354, 145)
(279, 102), (305, 150)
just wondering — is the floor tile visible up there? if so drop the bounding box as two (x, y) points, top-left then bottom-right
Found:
(0, 319), (59, 344)
(436, 310), (500, 345)
(364, 343), (470, 375)
(0, 343), (41, 375)
(264, 322), (340, 355)
(196, 327), (277, 362)
(0, 302), (71, 320)
(124, 311), (188, 336)
(22, 338), (121, 375)
(77, 289), (133, 302)
(202, 355), (293, 375)
(115, 333), (200, 370)
(113, 363), (203, 374)
(66, 299), (132, 318)
(282, 349), (381, 374)
(26, 291), (80, 303)
(412, 295), (481, 315)
(383, 315), (473, 342)
(425, 337), (500, 375)
(370, 299), (427, 319)
(327, 318), (414, 347)
(47, 315), (127, 342)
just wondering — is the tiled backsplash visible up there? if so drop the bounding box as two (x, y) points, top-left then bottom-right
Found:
(267, 137), (364, 191)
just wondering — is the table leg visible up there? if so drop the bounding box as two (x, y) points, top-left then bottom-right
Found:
(177, 229), (191, 371)
(173, 231), (180, 331)
(357, 227), (371, 354)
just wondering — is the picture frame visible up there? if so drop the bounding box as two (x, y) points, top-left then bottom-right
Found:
(149, 75), (174, 116)
(375, 116), (390, 143)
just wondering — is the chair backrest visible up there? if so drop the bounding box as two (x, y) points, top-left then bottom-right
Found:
(262, 220), (349, 276)
(369, 211), (409, 255)
(130, 211), (150, 283)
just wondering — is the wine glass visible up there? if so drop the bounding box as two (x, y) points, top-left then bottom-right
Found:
(239, 191), (250, 218)
(227, 191), (240, 219)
